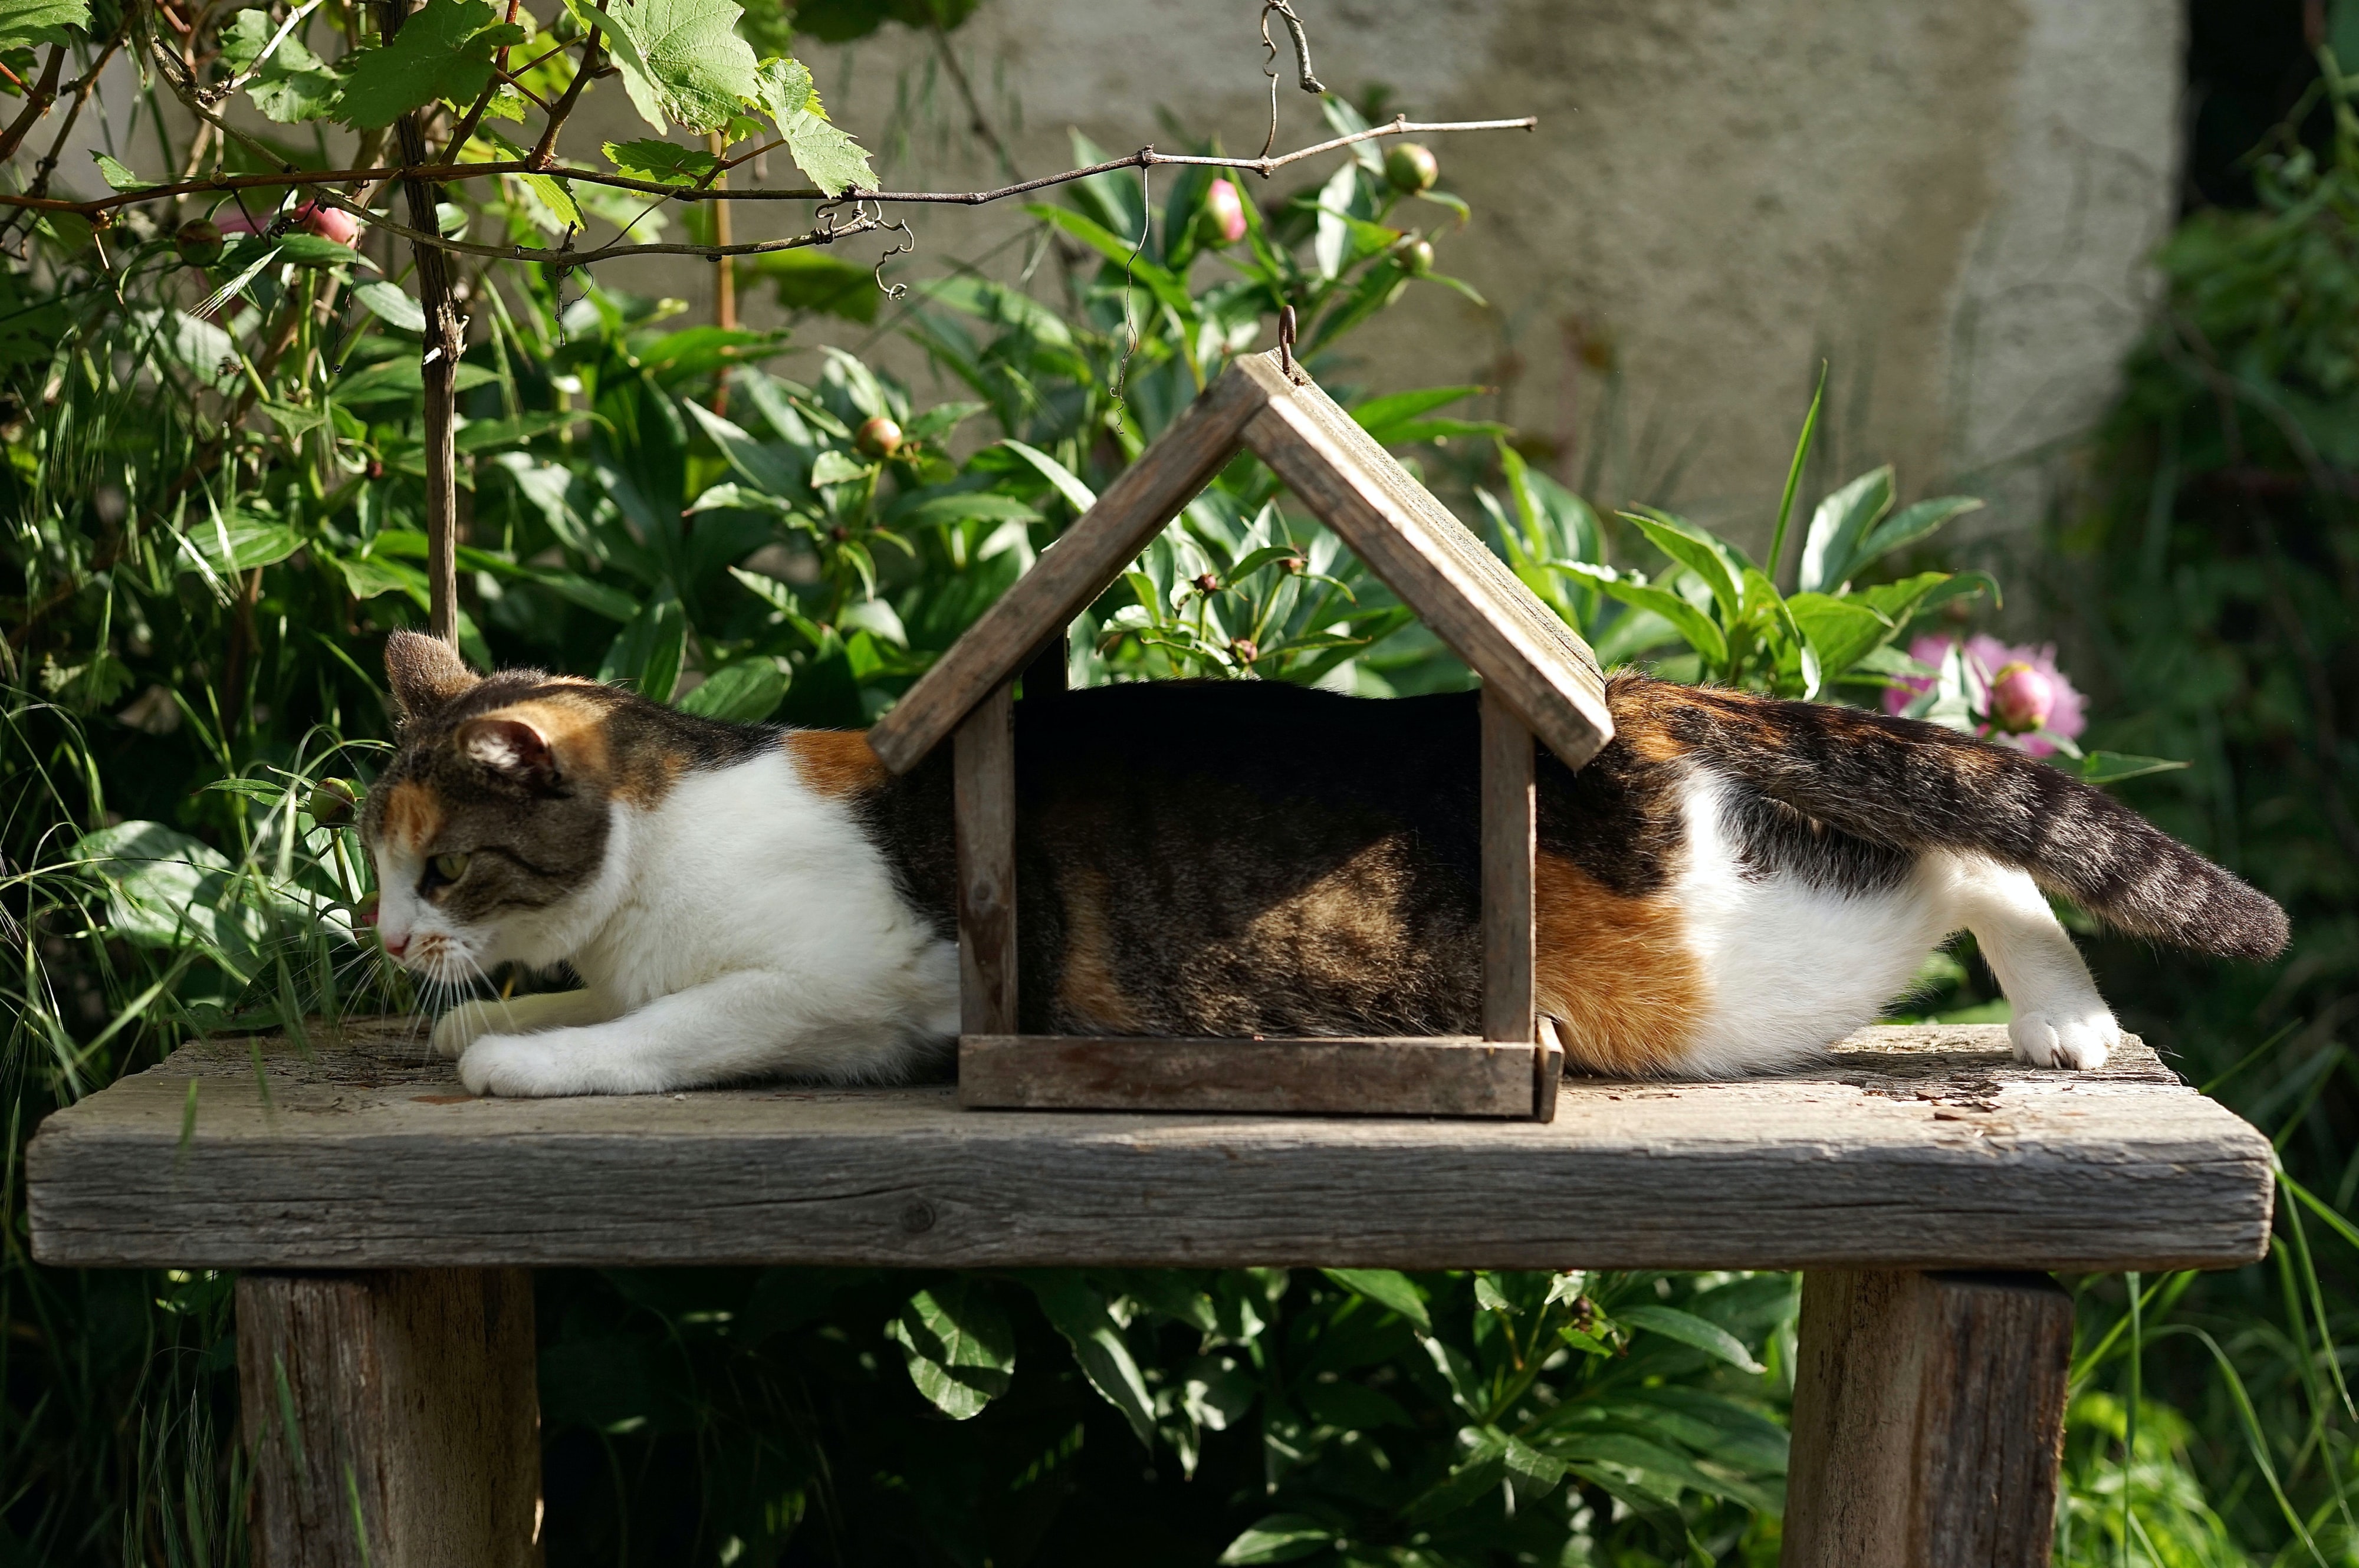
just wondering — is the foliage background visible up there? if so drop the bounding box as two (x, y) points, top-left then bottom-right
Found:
(3, 2), (2355, 1565)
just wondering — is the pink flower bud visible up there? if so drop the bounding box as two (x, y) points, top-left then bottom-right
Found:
(1201, 178), (1247, 246)
(297, 201), (362, 246)
(1986, 661), (2055, 735)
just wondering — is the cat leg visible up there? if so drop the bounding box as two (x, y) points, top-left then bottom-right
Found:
(455, 970), (929, 1096)
(1943, 855), (2120, 1070)
(431, 987), (618, 1059)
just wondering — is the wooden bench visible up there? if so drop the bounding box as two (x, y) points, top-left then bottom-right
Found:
(28, 1021), (2271, 1565)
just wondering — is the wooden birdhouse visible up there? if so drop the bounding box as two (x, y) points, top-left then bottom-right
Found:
(865, 348), (1615, 1121)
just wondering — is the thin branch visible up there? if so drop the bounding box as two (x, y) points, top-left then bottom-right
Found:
(930, 24), (1017, 179)
(0, 113), (1535, 219)
(0, 48), (64, 163)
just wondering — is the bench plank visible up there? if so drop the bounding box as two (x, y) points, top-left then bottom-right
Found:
(28, 1023), (2271, 1273)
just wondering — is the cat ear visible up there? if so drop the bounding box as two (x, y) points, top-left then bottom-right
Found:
(457, 716), (556, 786)
(383, 630), (480, 722)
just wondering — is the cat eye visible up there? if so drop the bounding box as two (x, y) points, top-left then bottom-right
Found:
(429, 852), (471, 885)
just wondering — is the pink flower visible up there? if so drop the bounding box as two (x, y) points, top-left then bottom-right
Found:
(1885, 633), (2085, 755)
(1201, 179), (1247, 246)
(296, 201), (363, 246)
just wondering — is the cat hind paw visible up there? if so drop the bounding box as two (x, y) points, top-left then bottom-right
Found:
(2009, 1006), (2118, 1071)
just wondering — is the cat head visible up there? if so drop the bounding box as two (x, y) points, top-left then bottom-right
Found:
(359, 632), (633, 985)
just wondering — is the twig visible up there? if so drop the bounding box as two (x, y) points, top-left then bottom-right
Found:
(0, 114), (1535, 222)
(0, 48), (64, 164)
(383, 0), (464, 645)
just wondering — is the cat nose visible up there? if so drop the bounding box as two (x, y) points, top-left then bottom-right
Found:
(380, 930), (410, 958)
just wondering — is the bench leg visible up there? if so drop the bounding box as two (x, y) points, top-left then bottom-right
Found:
(1781, 1270), (2072, 1567)
(237, 1267), (541, 1566)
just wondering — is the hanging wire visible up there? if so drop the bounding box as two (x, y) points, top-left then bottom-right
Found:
(1109, 157), (1152, 406)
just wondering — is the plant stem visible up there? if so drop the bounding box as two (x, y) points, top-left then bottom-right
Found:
(383, 0), (464, 643)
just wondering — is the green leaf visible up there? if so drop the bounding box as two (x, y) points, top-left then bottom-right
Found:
(221, 9), (340, 121)
(599, 597), (686, 703)
(1576, 571), (1728, 666)
(602, 137), (723, 186)
(1319, 1268), (1431, 1332)
(71, 821), (276, 979)
(882, 1281), (1016, 1421)
(1767, 362), (1825, 586)
(756, 57), (875, 195)
(1504, 1433), (1569, 1499)
(1786, 593), (1893, 682)
(336, 0), (518, 130)
(754, 246), (878, 321)
(91, 152), (150, 192)
(276, 234), (358, 268)
(183, 516), (303, 574)
(2074, 751), (2192, 785)
(334, 553), (428, 603)
(1796, 465), (1895, 593)
(997, 438), (1097, 514)
(351, 279), (425, 333)
(334, 357), (498, 405)
(1024, 205), (1191, 316)
(1351, 383), (1484, 442)
(569, 0), (761, 132)
(1616, 1304), (1766, 1373)
(454, 409), (597, 453)
(1218, 1515), (1332, 1565)
(1023, 1273), (1156, 1445)
(0, 0), (86, 49)
(1622, 507), (1741, 623)
(1855, 494), (1983, 571)
(485, 128), (582, 232)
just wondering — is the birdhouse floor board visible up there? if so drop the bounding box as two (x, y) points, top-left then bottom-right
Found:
(957, 1034), (1548, 1117)
(27, 1022), (2270, 1274)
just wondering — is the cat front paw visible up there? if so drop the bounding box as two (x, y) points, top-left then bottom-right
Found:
(2009, 1005), (2118, 1071)
(432, 1000), (501, 1060)
(458, 1034), (577, 1097)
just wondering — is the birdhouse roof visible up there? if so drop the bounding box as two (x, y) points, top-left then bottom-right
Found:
(865, 350), (1614, 774)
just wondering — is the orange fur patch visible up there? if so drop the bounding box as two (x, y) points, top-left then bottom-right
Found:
(381, 780), (443, 853)
(1534, 852), (1704, 1076)
(1056, 868), (1144, 1031)
(786, 730), (888, 798)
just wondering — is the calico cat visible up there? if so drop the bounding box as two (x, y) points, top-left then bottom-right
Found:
(361, 630), (2288, 1098)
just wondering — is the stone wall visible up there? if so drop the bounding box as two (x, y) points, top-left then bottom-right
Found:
(773, 0), (2184, 550)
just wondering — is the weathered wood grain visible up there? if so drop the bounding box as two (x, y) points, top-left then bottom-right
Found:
(960, 1034), (1540, 1116)
(1236, 353), (1613, 770)
(866, 366), (1268, 773)
(28, 1024), (2272, 1272)
(1783, 1270), (2072, 1568)
(239, 1267), (538, 1566)
(1481, 686), (1537, 1053)
(955, 681), (1017, 1035)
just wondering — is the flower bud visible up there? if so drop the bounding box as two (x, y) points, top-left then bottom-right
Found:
(309, 777), (360, 826)
(1384, 142), (1438, 193)
(1193, 572), (1220, 594)
(1229, 636), (1259, 665)
(1397, 237), (1435, 277)
(854, 415), (902, 459)
(1986, 662), (2055, 734)
(173, 219), (224, 267)
(297, 200), (362, 246)
(1200, 177), (1247, 246)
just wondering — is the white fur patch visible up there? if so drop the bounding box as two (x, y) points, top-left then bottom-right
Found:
(406, 750), (956, 1096)
(1663, 772), (2116, 1076)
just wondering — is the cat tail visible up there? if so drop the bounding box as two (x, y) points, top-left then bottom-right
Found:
(1641, 679), (2290, 961)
